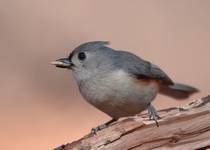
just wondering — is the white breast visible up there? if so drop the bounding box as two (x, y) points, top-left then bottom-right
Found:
(78, 70), (159, 119)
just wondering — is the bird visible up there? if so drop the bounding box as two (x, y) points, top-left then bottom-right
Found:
(51, 41), (198, 133)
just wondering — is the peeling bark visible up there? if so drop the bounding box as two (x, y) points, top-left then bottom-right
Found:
(54, 96), (210, 150)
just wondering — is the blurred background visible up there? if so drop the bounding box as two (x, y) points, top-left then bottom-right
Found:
(0, 0), (210, 149)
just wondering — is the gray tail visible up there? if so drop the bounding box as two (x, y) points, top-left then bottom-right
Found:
(159, 83), (199, 99)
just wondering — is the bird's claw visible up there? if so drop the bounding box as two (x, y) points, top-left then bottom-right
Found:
(91, 119), (116, 134)
(148, 104), (161, 127)
(91, 124), (107, 134)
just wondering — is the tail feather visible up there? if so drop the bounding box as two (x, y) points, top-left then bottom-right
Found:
(159, 83), (198, 99)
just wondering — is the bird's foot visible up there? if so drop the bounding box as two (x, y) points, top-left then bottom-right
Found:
(91, 124), (107, 134)
(91, 119), (117, 134)
(148, 104), (161, 127)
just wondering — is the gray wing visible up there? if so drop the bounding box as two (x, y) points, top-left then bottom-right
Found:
(149, 64), (174, 85)
(116, 51), (174, 86)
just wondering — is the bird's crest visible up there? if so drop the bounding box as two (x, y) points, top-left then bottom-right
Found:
(74, 41), (110, 51)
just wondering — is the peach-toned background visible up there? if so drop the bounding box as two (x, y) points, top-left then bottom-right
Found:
(0, 0), (210, 149)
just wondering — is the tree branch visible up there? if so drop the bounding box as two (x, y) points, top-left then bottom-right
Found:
(55, 95), (210, 150)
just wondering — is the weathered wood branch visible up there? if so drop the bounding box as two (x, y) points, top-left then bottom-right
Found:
(55, 95), (210, 150)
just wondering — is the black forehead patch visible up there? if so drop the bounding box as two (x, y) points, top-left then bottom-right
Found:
(68, 51), (75, 60)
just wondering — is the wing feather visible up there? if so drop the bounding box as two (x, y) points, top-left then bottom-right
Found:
(116, 51), (174, 86)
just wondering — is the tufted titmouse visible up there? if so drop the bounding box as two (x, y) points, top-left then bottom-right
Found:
(52, 41), (198, 132)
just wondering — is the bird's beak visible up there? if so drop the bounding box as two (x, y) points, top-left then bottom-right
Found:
(51, 58), (73, 69)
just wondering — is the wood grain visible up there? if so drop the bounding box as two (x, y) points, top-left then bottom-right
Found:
(54, 95), (210, 150)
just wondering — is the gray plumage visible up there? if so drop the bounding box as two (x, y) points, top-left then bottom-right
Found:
(71, 41), (174, 84)
(52, 41), (198, 122)
(159, 83), (198, 99)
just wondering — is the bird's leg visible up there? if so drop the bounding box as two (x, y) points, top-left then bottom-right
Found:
(91, 118), (117, 134)
(148, 103), (161, 127)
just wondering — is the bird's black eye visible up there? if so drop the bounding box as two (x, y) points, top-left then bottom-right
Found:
(78, 52), (86, 61)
